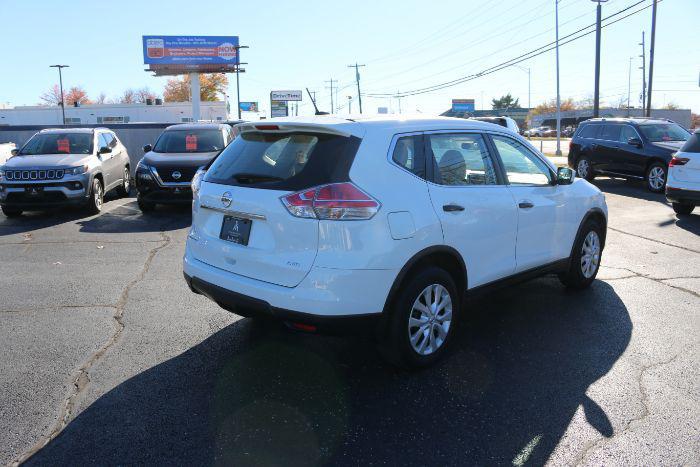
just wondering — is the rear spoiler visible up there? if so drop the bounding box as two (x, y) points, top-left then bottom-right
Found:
(236, 123), (353, 138)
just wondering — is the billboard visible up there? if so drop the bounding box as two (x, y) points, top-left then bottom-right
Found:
(270, 90), (303, 101)
(143, 36), (240, 65)
(239, 102), (259, 112)
(270, 100), (288, 118)
(451, 99), (475, 112)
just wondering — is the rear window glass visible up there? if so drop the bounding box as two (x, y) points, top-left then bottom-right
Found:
(20, 133), (93, 155)
(680, 132), (700, 153)
(153, 129), (224, 153)
(204, 131), (361, 191)
(577, 124), (601, 139)
(601, 125), (622, 141)
(638, 123), (689, 142)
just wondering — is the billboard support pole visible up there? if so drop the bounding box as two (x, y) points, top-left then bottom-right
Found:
(191, 72), (201, 122)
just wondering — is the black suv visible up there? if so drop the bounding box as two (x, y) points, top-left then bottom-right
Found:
(568, 118), (690, 192)
(135, 123), (233, 212)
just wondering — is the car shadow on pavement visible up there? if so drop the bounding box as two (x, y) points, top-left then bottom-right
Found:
(27, 277), (631, 466)
(593, 177), (669, 204)
(0, 193), (130, 237)
(76, 200), (191, 234)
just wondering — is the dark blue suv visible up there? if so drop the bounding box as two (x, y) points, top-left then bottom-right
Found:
(568, 118), (690, 192)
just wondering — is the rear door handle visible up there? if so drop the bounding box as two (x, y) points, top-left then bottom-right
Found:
(518, 201), (534, 209)
(443, 204), (465, 212)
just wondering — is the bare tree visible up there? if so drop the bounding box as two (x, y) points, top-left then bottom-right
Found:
(95, 92), (108, 104)
(135, 87), (158, 103)
(40, 84), (63, 106)
(119, 89), (136, 104)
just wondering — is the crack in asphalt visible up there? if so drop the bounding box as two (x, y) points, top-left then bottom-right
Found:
(10, 230), (172, 466)
(608, 226), (700, 254)
(600, 266), (700, 299)
(573, 348), (687, 466)
(0, 239), (164, 245)
(0, 304), (117, 314)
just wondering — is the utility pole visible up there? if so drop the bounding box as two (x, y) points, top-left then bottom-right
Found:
(325, 78), (337, 114)
(347, 63), (366, 114)
(646, 0), (657, 117)
(347, 96), (353, 114)
(591, 0), (607, 118)
(397, 91), (402, 114)
(627, 57), (632, 116)
(49, 65), (69, 125)
(555, 0), (562, 156)
(640, 32), (646, 114)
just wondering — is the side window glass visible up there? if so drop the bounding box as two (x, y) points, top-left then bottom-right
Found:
(427, 133), (498, 186)
(578, 124), (600, 139)
(601, 125), (621, 141)
(98, 134), (109, 150)
(492, 135), (552, 186)
(619, 126), (637, 143)
(392, 135), (425, 179)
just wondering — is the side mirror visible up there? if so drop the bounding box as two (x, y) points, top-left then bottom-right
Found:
(143, 144), (152, 153)
(98, 146), (111, 155)
(10, 148), (19, 156)
(557, 166), (575, 185)
(627, 137), (643, 148)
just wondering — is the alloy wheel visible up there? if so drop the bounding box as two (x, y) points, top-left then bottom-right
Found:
(408, 284), (453, 356)
(94, 181), (103, 209)
(648, 166), (665, 191)
(123, 168), (130, 192)
(577, 159), (589, 179)
(580, 230), (601, 279)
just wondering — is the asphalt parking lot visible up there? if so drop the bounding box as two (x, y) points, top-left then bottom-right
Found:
(1, 179), (698, 466)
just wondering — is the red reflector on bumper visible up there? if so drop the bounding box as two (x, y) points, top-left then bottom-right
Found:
(289, 322), (317, 332)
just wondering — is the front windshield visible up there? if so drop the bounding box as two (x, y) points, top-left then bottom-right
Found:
(153, 129), (224, 153)
(19, 133), (94, 155)
(638, 123), (690, 142)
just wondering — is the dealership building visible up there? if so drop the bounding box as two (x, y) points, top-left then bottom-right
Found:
(0, 101), (228, 126)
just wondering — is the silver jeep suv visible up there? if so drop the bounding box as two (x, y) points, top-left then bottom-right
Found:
(0, 128), (131, 217)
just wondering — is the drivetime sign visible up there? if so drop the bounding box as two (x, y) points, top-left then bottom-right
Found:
(270, 90), (303, 101)
(143, 36), (240, 65)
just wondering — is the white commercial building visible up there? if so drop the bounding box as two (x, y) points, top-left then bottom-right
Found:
(0, 101), (228, 126)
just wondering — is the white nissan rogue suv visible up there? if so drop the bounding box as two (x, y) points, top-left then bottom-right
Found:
(184, 116), (608, 368)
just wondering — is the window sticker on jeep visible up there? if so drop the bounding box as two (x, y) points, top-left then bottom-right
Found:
(185, 134), (198, 151)
(56, 138), (70, 153)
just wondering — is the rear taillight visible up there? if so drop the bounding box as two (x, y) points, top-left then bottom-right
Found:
(281, 182), (380, 220)
(669, 156), (689, 167)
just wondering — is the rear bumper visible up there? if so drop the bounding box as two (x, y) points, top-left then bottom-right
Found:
(665, 186), (700, 205)
(184, 273), (381, 334)
(183, 245), (396, 332)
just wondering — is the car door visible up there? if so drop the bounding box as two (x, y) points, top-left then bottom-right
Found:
(97, 133), (117, 189)
(616, 125), (647, 176)
(490, 134), (570, 271)
(425, 131), (518, 287)
(595, 124), (626, 173)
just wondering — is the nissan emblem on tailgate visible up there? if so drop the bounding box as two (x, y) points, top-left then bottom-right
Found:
(221, 191), (232, 208)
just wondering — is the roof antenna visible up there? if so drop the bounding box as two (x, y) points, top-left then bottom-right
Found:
(307, 88), (328, 115)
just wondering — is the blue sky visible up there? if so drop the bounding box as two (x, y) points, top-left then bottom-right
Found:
(1, 0), (698, 116)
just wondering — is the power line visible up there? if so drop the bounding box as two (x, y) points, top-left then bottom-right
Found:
(365, 0), (655, 99)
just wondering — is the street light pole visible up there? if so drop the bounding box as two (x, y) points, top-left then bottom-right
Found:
(555, 0), (562, 156)
(234, 45), (249, 120)
(49, 65), (69, 125)
(646, 0), (657, 117)
(591, 0), (607, 118)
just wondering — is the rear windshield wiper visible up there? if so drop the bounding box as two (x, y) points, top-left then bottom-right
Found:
(232, 173), (285, 184)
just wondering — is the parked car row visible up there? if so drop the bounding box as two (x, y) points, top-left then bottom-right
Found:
(0, 123), (234, 217)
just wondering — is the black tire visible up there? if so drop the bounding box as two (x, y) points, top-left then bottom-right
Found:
(380, 266), (459, 369)
(645, 162), (667, 193)
(86, 178), (103, 215)
(559, 219), (604, 289)
(1, 206), (23, 217)
(672, 203), (694, 216)
(137, 194), (156, 213)
(116, 166), (131, 197)
(575, 155), (595, 181)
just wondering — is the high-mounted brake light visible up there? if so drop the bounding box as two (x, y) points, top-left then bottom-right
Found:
(254, 124), (280, 131)
(281, 182), (380, 220)
(669, 157), (689, 167)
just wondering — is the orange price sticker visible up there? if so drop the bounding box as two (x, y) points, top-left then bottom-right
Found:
(57, 138), (70, 153)
(185, 134), (198, 151)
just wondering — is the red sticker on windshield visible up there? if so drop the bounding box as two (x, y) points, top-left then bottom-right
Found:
(185, 134), (198, 151)
(57, 138), (70, 153)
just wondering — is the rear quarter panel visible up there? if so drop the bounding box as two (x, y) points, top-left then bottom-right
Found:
(313, 128), (444, 271)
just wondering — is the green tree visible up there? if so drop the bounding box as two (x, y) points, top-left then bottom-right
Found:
(491, 93), (520, 110)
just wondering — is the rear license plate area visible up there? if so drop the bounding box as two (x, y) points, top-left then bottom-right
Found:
(219, 216), (252, 246)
